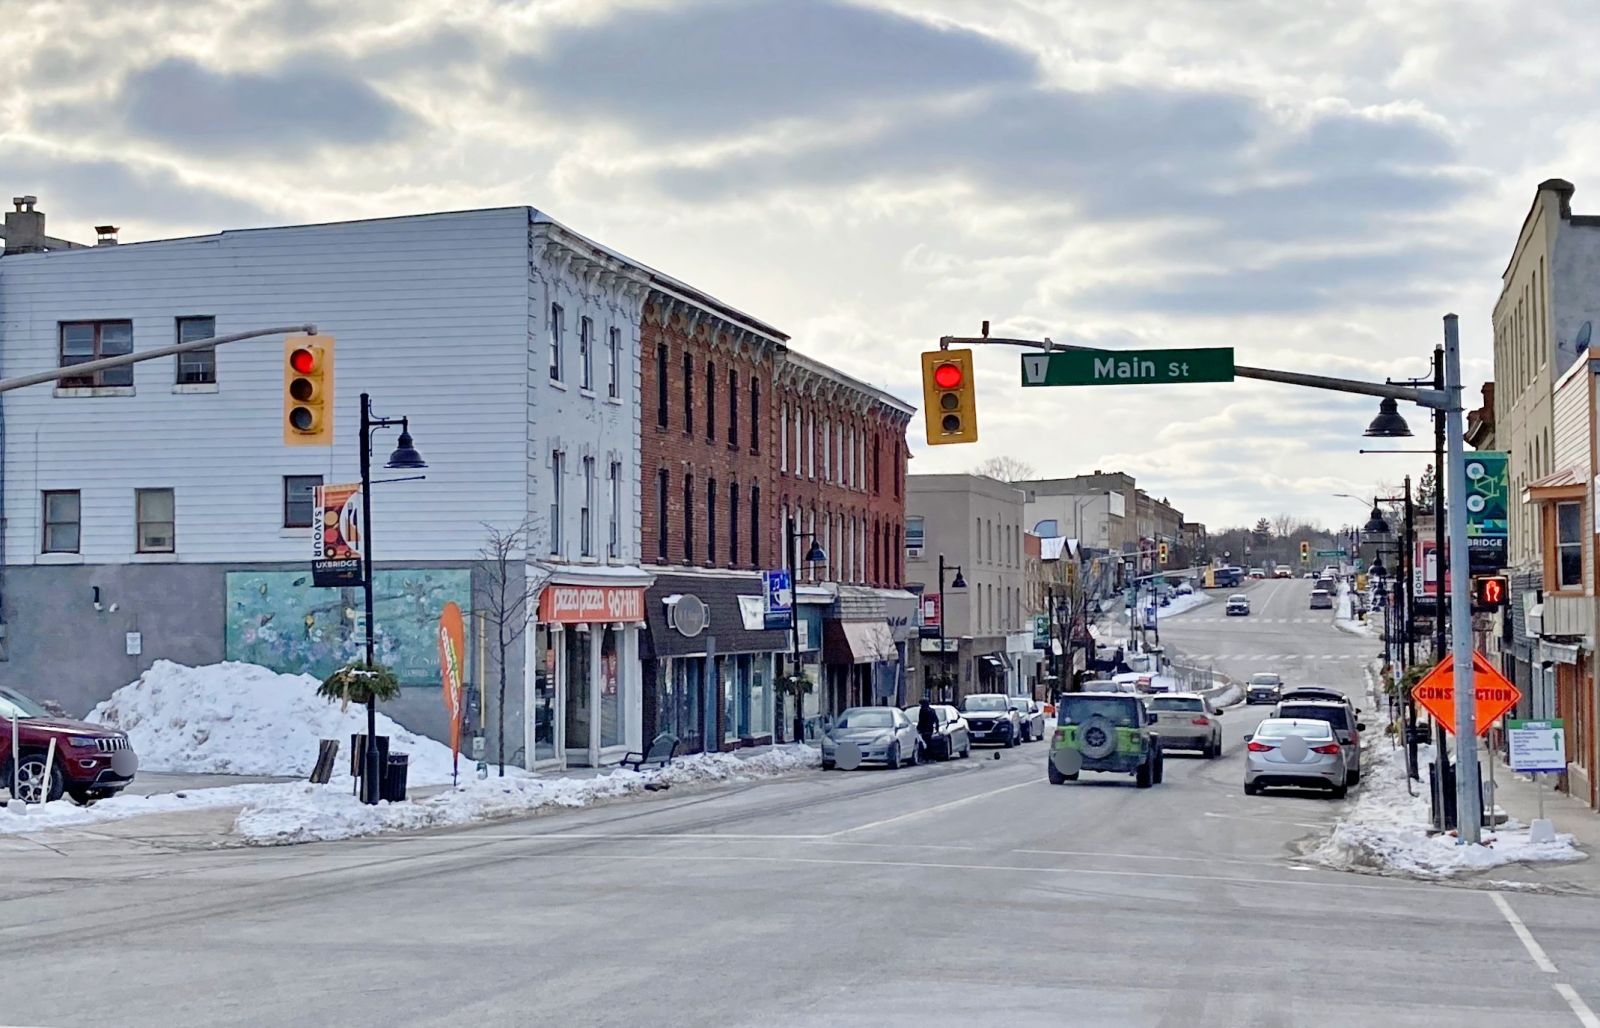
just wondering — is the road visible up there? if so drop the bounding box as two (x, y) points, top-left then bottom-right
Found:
(3, 576), (1596, 1027)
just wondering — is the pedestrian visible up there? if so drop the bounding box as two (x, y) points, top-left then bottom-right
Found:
(917, 696), (938, 757)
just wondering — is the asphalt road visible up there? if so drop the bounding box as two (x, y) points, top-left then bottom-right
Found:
(4, 579), (1597, 1027)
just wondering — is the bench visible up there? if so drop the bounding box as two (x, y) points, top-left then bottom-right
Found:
(620, 733), (679, 772)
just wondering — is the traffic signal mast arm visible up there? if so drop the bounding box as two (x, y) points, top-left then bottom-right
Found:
(0, 324), (318, 395)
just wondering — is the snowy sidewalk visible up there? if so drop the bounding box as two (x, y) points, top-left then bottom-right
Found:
(1476, 738), (1600, 894)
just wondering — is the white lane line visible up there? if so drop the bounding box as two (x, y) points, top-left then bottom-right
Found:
(828, 779), (1039, 836)
(1490, 891), (1558, 973)
(1555, 984), (1600, 1028)
(1204, 811), (1325, 830)
(462, 832), (830, 841)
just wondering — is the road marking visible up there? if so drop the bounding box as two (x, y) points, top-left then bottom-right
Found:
(1555, 984), (1600, 1028)
(462, 831), (830, 842)
(1204, 811), (1325, 830)
(1490, 891), (1557, 973)
(827, 779), (1038, 836)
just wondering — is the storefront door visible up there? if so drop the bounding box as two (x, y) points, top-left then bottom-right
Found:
(564, 627), (593, 766)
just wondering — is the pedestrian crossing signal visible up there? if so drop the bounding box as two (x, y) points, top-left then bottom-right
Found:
(1474, 575), (1508, 610)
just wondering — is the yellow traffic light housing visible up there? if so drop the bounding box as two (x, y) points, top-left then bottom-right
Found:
(921, 348), (978, 445)
(1299, 541), (1310, 564)
(1158, 542), (1169, 565)
(284, 335), (335, 446)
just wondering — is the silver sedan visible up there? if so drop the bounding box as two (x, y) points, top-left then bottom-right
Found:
(821, 707), (922, 770)
(1008, 697), (1047, 742)
(1243, 718), (1349, 798)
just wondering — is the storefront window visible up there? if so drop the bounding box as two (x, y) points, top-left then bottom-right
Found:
(600, 628), (622, 748)
(534, 625), (556, 762)
(661, 657), (705, 753)
(721, 656), (739, 743)
(564, 628), (592, 752)
(751, 657), (770, 740)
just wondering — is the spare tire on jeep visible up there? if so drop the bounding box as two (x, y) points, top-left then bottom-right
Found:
(1078, 715), (1118, 759)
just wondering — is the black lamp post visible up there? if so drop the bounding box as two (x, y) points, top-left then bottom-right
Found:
(936, 555), (967, 703)
(358, 392), (426, 805)
(785, 516), (826, 743)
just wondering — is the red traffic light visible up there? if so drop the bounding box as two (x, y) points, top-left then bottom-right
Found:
(933, 363), (963, 389)
(290, 348), (317, 375)
(1475, 576), (1508, 608)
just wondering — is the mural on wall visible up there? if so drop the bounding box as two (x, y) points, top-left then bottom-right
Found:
(225, 569), (471, 685)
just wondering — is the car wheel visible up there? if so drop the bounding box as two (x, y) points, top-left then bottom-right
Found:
(1345, 770), (1359, 787)
(1153, 755), (1165, 784)
(822, 760), (836, 770)
(1331, 783), (1349, 800)
(66, 788), (100, 807)
(1047, 760), (1066, 785)
(1244, 781), (1259, 796)
(963, 741), (972, 759)
(5, 754), (64, 804)
(887, 742), (901, 770)
(1135, 760), (1153, 788)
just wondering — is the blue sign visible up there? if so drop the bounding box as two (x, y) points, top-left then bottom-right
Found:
(763, 569), (793, 630)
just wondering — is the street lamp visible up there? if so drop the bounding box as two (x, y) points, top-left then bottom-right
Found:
(1364, 397), (1414, 438)
(358, 392), (427, 805)
(936, 555), (966, 704)
(785, 516), (827, 743)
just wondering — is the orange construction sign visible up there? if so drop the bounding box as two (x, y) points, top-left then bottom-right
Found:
(1411, 650), (1521, 736)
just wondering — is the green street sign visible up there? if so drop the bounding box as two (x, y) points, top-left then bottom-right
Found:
(1315, 549), (1347, 557)
(1021, 348), (1234, 387)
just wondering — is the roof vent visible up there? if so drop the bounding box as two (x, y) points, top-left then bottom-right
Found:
(95, 225), (119, 246)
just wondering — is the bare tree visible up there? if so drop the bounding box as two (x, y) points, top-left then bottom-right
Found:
(475, 518), (542, 776)
(972, 455), (1036, 483)
(1272, 512), (1295, 539)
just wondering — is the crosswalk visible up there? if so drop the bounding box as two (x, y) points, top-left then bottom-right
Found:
(1178, 653), (1368, 662)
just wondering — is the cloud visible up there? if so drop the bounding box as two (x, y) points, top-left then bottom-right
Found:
(104, 56), (412, 154)
(506, 0), (1035, 135)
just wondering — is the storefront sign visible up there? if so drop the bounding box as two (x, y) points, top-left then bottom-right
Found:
(918, 593), (942, 637)
(1033, 614), (1050, 649)
(311, 482), (364, 587)
(666, 594), (708, 637)
(539, 585), (645, 624)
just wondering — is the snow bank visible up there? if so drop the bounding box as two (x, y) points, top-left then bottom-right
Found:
(1161, 591), (1211, 618)
(235, 745), (822, 845)
(1312, 741), (1586, 880)
(88, 660), (464, 785)
(1, 781), (300, 836)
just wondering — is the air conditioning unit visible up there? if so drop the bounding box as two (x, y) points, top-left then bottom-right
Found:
(907, 546), (924, 560)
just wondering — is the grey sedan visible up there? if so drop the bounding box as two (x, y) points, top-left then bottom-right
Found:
(1244, 718), (1349, 798)
(821, 707), (921, 770)
(1008, 697), (1047, 742)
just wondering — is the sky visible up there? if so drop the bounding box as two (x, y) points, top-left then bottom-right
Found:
(5, 0), (1596, 530)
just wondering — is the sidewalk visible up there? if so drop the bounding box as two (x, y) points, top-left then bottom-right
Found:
(1476, 737), (1600, 894)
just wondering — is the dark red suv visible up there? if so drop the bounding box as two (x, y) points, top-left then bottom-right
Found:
(0, 686), (138, 804)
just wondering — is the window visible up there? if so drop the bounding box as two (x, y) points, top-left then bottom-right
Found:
(608, 326), (620, 398)
(683, 474), (695, 564)
(807, 410), (815, 478)
(609, 461), (622, 559)
(42, 490), (80, 553)
(656, 345), (669, 427)
(136, 488), (175, 553)
(683, 353), (694, 435)
(656, 468), (669, 562)
(548, 303), (564, 382)
(729, 481), (740, 567)
(176, 316), (216, 384)
(780, 403), (788, 471)
(550, 450), (565, 555)
(707, 478), (718, 564)
(894, 441), (902, 498)
(283, 475), (321, 529)
(873, 436), (882, 494)
(750, 485), (760, 566)
(906, 515), (925, 550)
(822, 418), (832, 481)
(579, 316), (594, 390)
(706, 361), (717, 443)
(60, 320), (133, 388)
(894, 525), (901, 583)
(581, 456), (595, 557)
(728, 368), (739, 448)
(1557, 501), (1583, 589)
(796, 409), (804, 477)
(749, 380), (760, 454)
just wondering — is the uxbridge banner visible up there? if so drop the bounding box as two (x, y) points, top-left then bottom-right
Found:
(312, 482), (365, 587)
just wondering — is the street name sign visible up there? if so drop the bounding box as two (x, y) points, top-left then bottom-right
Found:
(1021, 348), (1234, 387)
(1507, 719), (1566, 773)
(1315, 549), (1348, 558)
(1412, 650), (1521, 736)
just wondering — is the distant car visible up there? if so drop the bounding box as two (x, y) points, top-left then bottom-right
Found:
(1273, 699), (1365, 785)
(1302, 571), (1315, 579)
(1274, 568), (1292, 579)
(1175, 581), (1194, 595)
(1280, 686), (1351, 706)
(1008, 697), (1047, 742)
(1246, 672), (1284, 705)
(904, 703), (971, 761)
(1316, 578), (1335, 594)
(1079, 678), (1132, 693)
(1147, 693), (1223, 757)
(1048, 692), (1164, 787)
(960, 694), (1021, 747)
(1248, 568), (1266, 579)
(1244, 718), (1349, 798)
(0, 686), (138, 804)
(821, 707), (922, 769)
(1309, 589), (1333, 610)
(1226, 594), (1251, 616)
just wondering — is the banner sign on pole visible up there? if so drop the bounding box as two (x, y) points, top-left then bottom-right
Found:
(1463, 451), (1508, 573)
(312, 483), (364, 587)
(437, 602), (466, 785)
(763, 569), (793, 630)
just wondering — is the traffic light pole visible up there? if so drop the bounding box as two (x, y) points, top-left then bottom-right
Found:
(0, 324), (316, 394)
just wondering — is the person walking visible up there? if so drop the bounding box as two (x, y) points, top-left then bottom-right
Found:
(917, 696), (938, 759)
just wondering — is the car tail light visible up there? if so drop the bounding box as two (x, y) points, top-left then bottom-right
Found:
(1311, 743), (1342, 755)
(1190, 717), (1210, 726)
(1246, 741), (1273, 752)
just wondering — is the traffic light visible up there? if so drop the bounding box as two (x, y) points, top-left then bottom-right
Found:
(921, 348), (978, 445)
(1299, 541), (1310, 564)
(1474, 575), (1509, 610)
(284, 335), (335, 446)
(1158, 542), (1169, 565)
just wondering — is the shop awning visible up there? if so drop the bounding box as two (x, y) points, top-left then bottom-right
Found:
(980, 654), (1007, 672)
(835, 621), (897, 664)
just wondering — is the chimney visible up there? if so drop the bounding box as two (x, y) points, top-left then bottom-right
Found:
(3, 196), (46, 255)
(95, 225), (119, 246)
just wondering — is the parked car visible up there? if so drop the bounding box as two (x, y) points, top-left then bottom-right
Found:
(1272, 699), (1365, 785)
(1175, 581), (1195, 595)
(1225, 594), (1251, 616)
(1280, 686), (1351, 705)
(821, 707), (922, 769)
(1309, 589), (1333, 610)
(1146, 694), (1223, 757)
(959, 694), (1021, 747)
(904, 703), (971, 760)
(1008, 697), (1047, 742)
(1080, 678), (1136, 694)
(0, 686), (138, 804)
(1248, 567), (1266, 579)
(1302, 571), (1315, 579)
(1274, 567), (1293, 579)
(1244, 718), (1349, 798)
(1048, 692), (1164, 787)
(1245, 672), (1284, 705)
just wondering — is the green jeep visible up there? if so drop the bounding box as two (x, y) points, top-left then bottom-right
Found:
(1048, 693), (1164, 787)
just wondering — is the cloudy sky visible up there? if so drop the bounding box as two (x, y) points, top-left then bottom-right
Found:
(6, 0), (1594, 529)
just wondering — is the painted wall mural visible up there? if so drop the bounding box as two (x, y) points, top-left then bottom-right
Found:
(225, 569), (471, 685)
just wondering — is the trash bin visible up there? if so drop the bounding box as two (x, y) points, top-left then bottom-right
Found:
(382, 752), (409, 802)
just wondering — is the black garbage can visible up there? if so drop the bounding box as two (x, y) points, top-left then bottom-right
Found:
(382, 752), (409, 802)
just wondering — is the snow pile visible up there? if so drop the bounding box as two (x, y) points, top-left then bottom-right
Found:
(88, 660), (464, 785)
(235, 745), (822, 845)
(1207, 682), (1244, 708)
(1161, 591), (1211, 618)
(1, 781), (300, 836)
(1334, 583), (1377, 638)
(1313, 742), (1586, 880)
